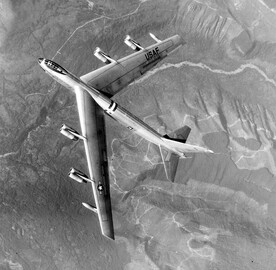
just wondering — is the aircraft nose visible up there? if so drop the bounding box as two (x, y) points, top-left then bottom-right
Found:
(38, 58), (44, 64)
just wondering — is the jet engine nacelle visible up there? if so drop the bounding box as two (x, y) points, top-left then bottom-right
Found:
(82, 202), (98, 214)
(149, 32), (162, 43)
(94, 47), (114, 64)
(68, 167), (91, 184)
(124, 35), (144, 51)
(60, 124), (79, 141)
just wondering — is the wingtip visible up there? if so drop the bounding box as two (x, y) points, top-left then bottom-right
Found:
(103, 230), (115, 240)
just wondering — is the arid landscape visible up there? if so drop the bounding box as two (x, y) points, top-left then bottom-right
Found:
(1, 0), (276, 269)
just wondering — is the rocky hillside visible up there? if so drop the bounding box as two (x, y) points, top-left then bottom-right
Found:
(1, 0), (276, 269)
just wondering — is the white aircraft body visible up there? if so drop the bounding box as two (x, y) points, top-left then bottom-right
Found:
(38, 33), (212, 240)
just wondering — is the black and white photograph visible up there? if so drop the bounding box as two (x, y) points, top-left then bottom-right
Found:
(1, 0), (276, 269)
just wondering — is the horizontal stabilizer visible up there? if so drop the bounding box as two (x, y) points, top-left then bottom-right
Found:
(164, 125), (191, 143)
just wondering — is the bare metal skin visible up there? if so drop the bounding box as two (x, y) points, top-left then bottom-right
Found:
(38, 34), (211, 240)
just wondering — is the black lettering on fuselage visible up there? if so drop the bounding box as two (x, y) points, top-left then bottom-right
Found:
(145, 47), (159, 61)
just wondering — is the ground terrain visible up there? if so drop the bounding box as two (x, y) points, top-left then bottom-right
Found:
(1, 0), (276, 269)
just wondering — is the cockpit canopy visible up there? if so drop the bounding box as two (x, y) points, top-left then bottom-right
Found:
(45, 59), (68, 75)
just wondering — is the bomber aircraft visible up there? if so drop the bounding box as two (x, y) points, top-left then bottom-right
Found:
(38, 33), (212, 240)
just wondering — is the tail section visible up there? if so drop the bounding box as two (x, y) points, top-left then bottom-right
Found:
(158, 126), (191, 182)
(158, 125), (212, 182)
(162, 125), (213, 154)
